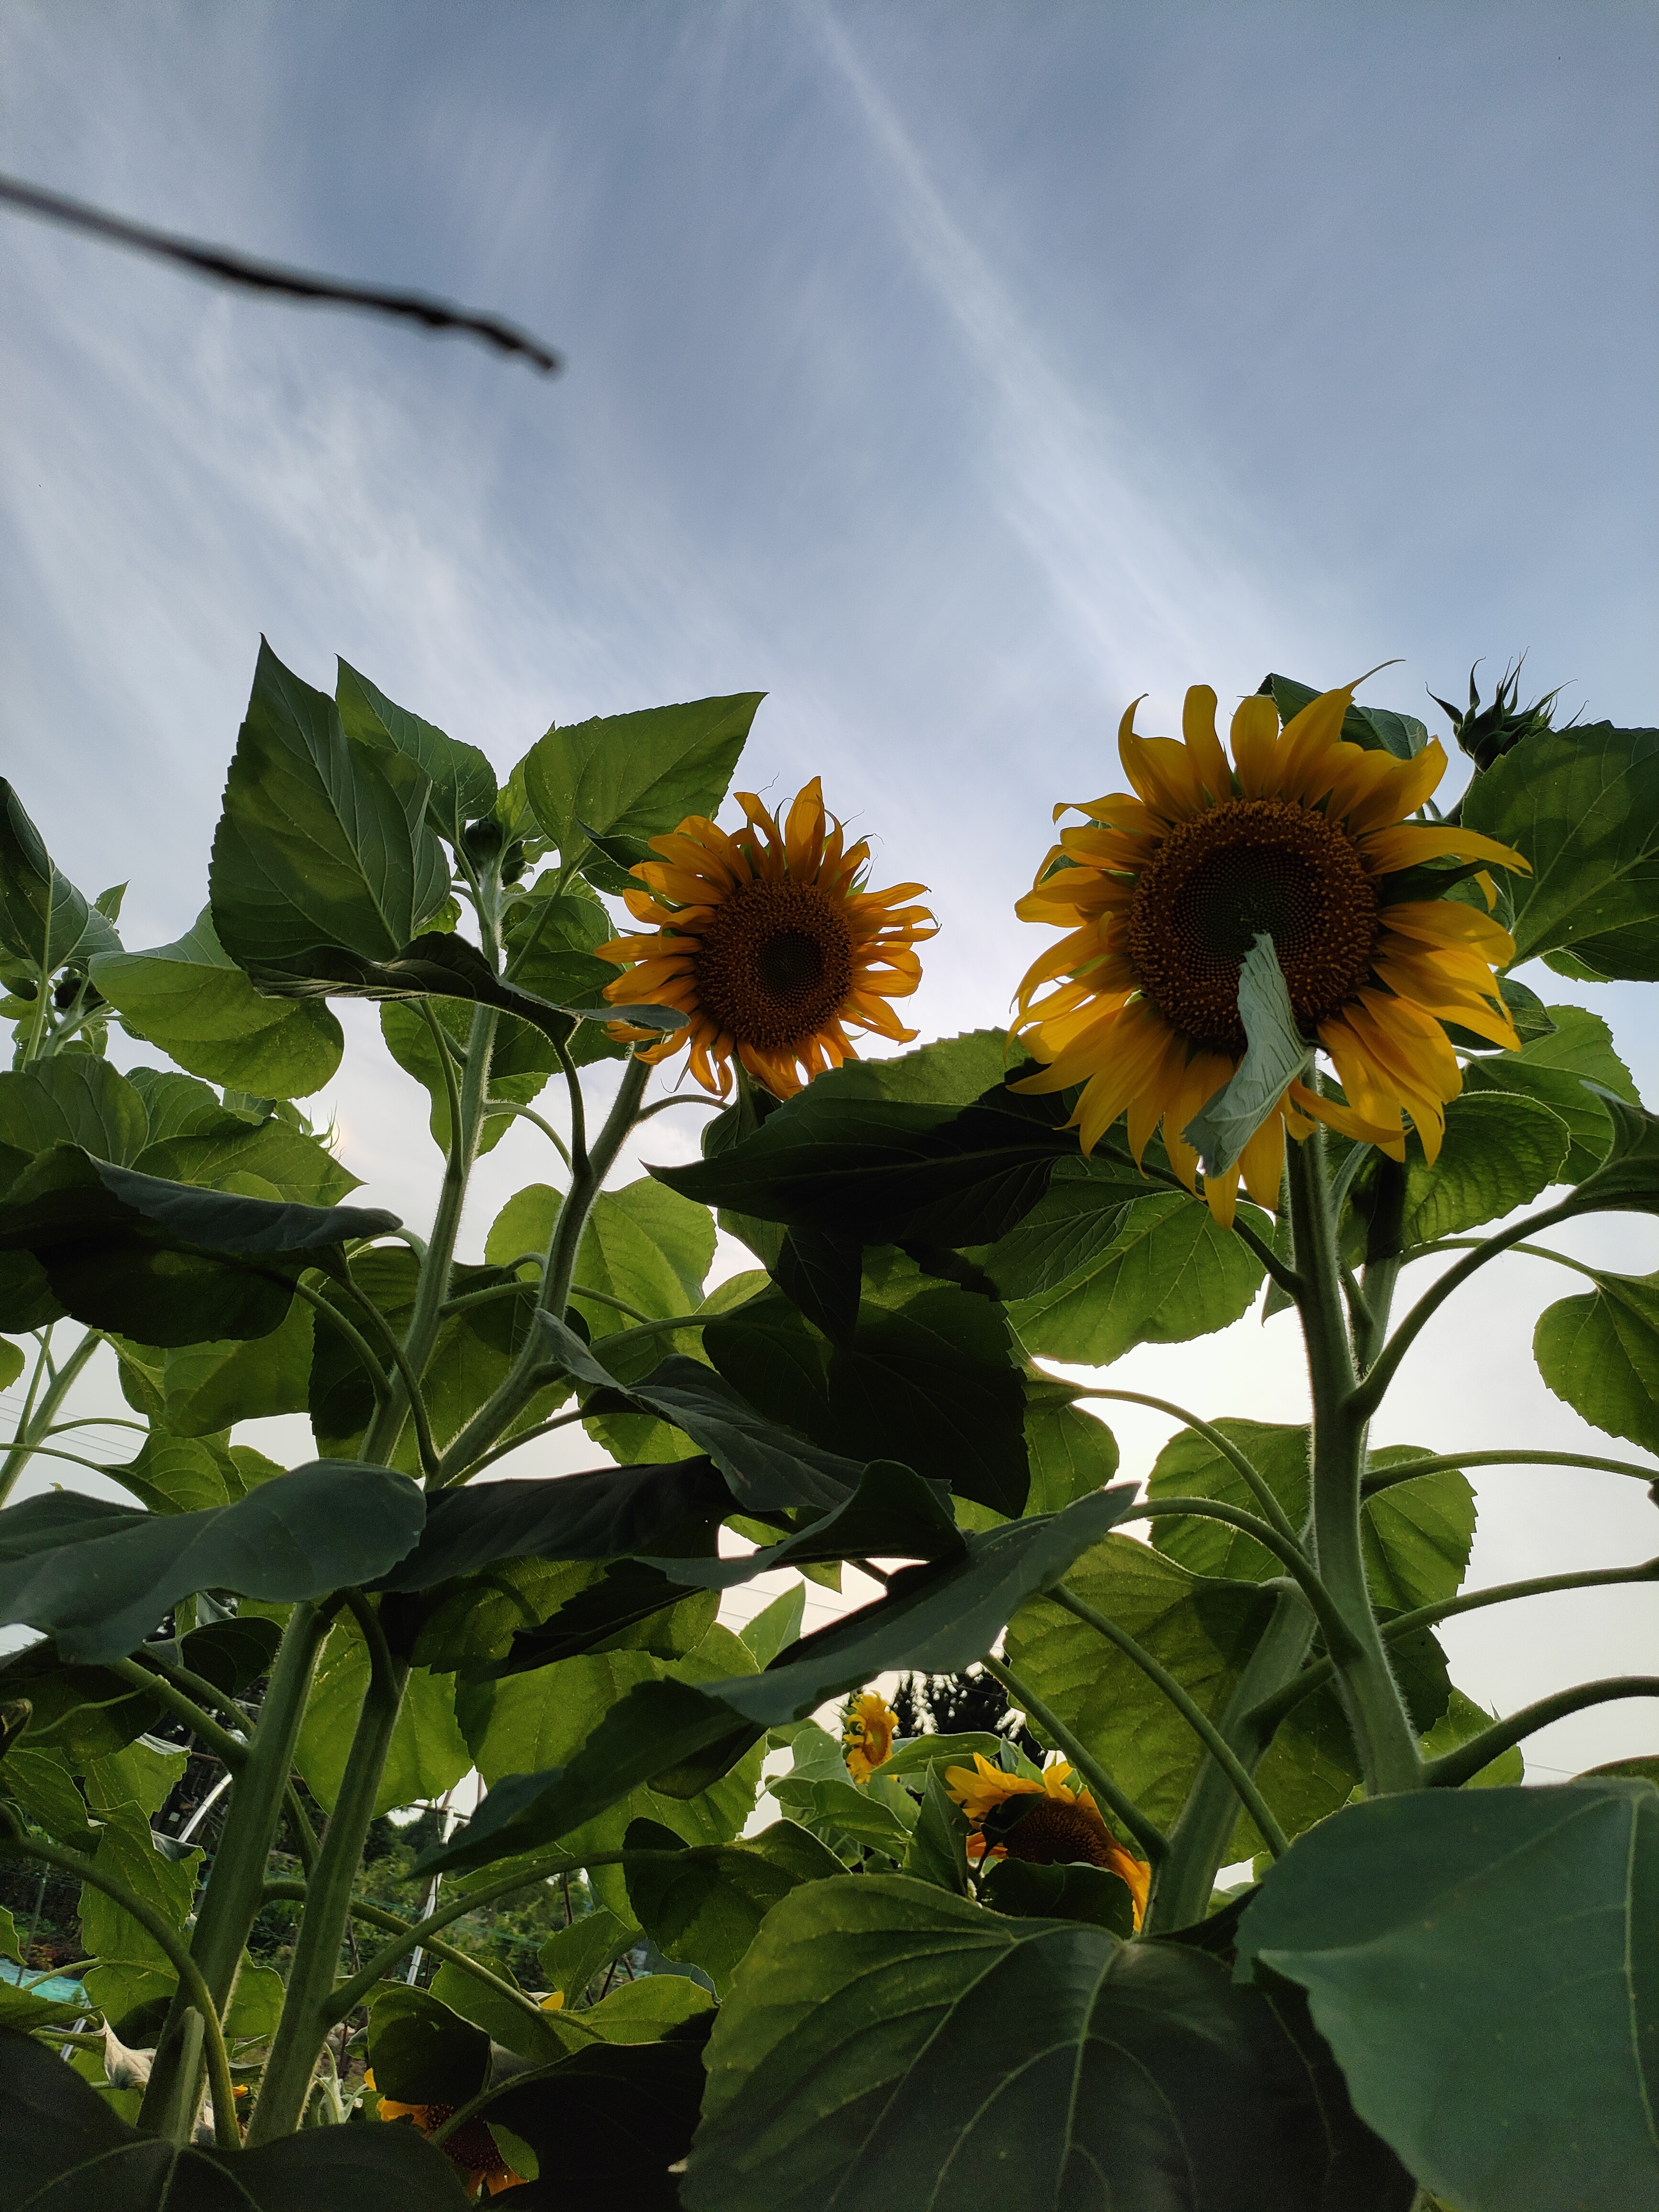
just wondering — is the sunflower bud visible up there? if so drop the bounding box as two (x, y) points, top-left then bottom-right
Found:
(1431, 657), (1571, 773)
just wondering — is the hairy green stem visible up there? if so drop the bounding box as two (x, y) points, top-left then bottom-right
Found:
(247, 1644), (410, 2142)
(108, 1657), (248, 1769)
(436, 1053), (652, 1481)
(482, 1095), (573, 1166)
(1050, 1585), (1288, 1858)
(1363, 1447), (1659, 1498)
(139, 1600), (329, 2141)
(1426, 1677), (1659, 1789)
(982, 1652), (1167, 1864)
(0, 1829), (240, 2151)
(0, 1326), (100, 1507)
(1287, 1123), (1422, 1796)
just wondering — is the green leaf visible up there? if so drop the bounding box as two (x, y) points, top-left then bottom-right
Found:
(1418, 1688), (1525, 1787)
(90, 909), (343, 1099)
(0, 1338), (22, 1393)
(135, 1115), (359, 1207)
(979, 1160), (1144, 1299)
(1145, 1418), (1474, 1614)
(294, 1616), (469, 1816)
(1459, 1005), (1638, 1182)
(377, 1458), (733, 1596)
(131, 1304), (316, 1441)
(1183, 933), (1309, 1175)
(0, 2026), (473, 2203)
(623, 1816), (844, 1994)
(536, 1907), (632, 2002)
(0, 1460), (425, 1662)
(1237, 1781), (1659, 2210)
(421, 1489), (1135, 1877)
(0, 780), (93, 975)
(1559, 1086), (1659, 1219)
(0, 1145), (398, 1346)
(1394, 1090), (1569, 1248)
(736, 1583), (805, 1670)
(579, 1972), (716, 2041)
(903, 1765), (971, 1893)
(82, 1736), (188, 1817)
(827, 1284), (1029, 1515)
(1266, 674), (1426, 760)
(772, 1775), (916, 1859)
(524, 692), (762, 865)
(806, 1028), (1017, 1107)
(336, 658), (496, 847)
(380, 995), (551, 1161)
(210, 639), (450, 969)
(685, 1872), (1413, 2211)
(367, 1982), (492, 2105)
(1462, 722), (1659, 974)
(78, 1801), (199, 1987)
(0, 1059), (149, 1189)
(461, 2036), (708, 2209)
(1006, 1190), (1268, 1364)
(0, 1744), (99, 1844)
(655, 1077), (1076, 1250)
(427, 1960), (575, 2065)
(1534, 1268), (1659, 1451)
(982, 1855), (1138, 1936)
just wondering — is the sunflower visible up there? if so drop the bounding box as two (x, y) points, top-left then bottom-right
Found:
(1012, 680), (1531, 1225)
(368, 2069), (525, 2199)
(945, 1753), (1150, 1927)
(841, 1691), (900, 1782)
(598, 777), (936, 1099)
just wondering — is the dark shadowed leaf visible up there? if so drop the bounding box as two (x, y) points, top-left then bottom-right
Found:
(623, 1816), (845, 1994)
(467, 2035), (709, 2212)
(1237, 1782), (1659, 2212)
(0, 1462), (424, 1662)
(683, 1874), (1413, 2212)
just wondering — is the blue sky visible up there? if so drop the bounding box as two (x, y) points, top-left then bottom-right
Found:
(2, 1), (1656, 1771)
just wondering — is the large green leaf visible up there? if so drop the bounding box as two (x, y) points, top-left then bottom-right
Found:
(336, 658), (496, 847)
(0, 1461), (425, 1662)
(1462, 722), (1659, 974)
(1557, 1087), (1659, 1220)
(1395, 1091), (1569, 1248)
(209, 639), (450, 969)
(135, 1115), (358, 1207)
(420, 1488), (1136, 1877)
(0, 781), (96, 976)
(653, 1076), (1077, 1250)
(0, 1059), (148, 1189)
(684, 1873), (1414, 2211)
(1006, 1190), (1268, 1363)
(1458, 1004), (1637, 1181)
(1021, 1383), (1120, 1515)
(1236, 1781), (1659, 2210)
(131, 1303), (315, 1438)
(805, 1028), (1016, 1107)
(623, 1816), (845, 1994)
(1534, 1268), (1659, 1451)
(378, 1458), (734, 1594)
(381, 994), (556, 1160)
(979, 1159), (1146, 1299)
(90, 909), (343, 1099)
(100, 1432), (243, 1514)
(294, 1615), (469, 1816)
(0, 1145), (397, 1345)
(1145, 1419), (1475, 1614)
(1, 2029), (472, 2203)
(523, 692), (762, 865)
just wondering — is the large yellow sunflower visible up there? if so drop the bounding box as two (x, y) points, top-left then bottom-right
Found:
(945, 1753), (1151, 1926)
(841, 1690), (900, 1782)
(598, 777), (935, 1100)
(1012, 681), (1530, 1225)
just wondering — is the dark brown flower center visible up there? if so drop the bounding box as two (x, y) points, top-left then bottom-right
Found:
(692, 878), (855, 1051)
(1126, 798), (1378, 1048)
(999, 1797), (1120, 1869)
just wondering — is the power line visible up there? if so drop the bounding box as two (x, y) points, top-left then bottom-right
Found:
(0, 170), (563, 375)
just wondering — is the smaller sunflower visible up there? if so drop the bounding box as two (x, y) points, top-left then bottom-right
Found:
(368, 2068), (525, 2199)
(842, 1691), (900, 1783)
(598, 777), (936, 1098)
(945, 1753), (1150, 1927)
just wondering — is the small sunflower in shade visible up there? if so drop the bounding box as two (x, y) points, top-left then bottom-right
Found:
(1013, 678), (1530, 1226)
(366, 2069), (525, 2199)
(599, 776), (936, 1098)
(946, 1753), (1151, 1928)
(841, 1691), (900, 1783)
